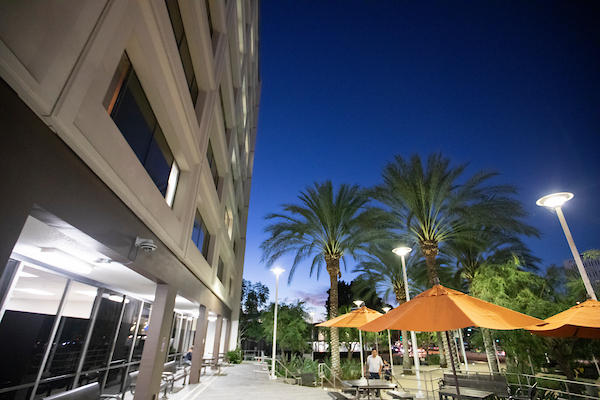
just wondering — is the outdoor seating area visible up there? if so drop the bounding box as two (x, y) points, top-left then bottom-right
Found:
(439, 372), (508, 398)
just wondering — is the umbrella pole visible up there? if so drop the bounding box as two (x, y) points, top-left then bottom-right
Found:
(387, 329), (394, 379)
(458, 329), (469, 372)
(593, 355), (600, 377)
(360, 329), (365, 378)
(445, 330), (462, 400)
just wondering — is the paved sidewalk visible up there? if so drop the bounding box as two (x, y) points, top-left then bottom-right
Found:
(164, 360), (495, 400)
(168, 362), (334, 400)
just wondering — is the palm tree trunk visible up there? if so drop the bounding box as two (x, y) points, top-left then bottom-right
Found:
(402, 330), (412, 374)
(441, 330), (453, 370)
(482, 328), (499, 373)
(436, 332), (448, 368)
(326, 256), (341, 378)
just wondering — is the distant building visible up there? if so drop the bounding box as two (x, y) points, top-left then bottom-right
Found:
(0, 0), (260, 398)
(563, 257), (600, 290)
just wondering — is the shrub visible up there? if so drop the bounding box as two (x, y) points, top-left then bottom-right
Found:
(226, 348), (243, 364)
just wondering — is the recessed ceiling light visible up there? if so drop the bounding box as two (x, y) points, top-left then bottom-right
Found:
(39, 248), (94, 274)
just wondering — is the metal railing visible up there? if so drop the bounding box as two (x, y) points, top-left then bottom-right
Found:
(505, 372), (599, 400)
(257, 357), (302, 385)
(318, 363), (342, 389)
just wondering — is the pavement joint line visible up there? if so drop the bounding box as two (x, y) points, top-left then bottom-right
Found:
(178, 373), (220, 400)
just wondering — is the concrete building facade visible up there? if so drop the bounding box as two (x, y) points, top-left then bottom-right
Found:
(563, 257), (600, 294)
(0, 0), (260, 399)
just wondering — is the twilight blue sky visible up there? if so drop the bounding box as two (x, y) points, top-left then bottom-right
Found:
(242, 1), (600, 319)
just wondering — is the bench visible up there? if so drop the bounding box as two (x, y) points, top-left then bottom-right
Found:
(388, 390), (415, 399)
(42, 382), (120, 400)
(162, 361), (189, 391)
(327, 392), (351, 400)
(123, 370), (171, 398)
(440, 372), (508, 398)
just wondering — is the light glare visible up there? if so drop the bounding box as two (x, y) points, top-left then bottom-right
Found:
(392, 247), (412, 256)
(536, 192), (574, 209)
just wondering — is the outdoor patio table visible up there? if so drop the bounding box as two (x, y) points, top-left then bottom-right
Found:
(438, 387), (495, 400)
(342, 378), (396, 399)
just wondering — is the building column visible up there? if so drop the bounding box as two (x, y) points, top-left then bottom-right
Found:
(211, 314), (223, 369)
(189, 305), (207, 384)
(223, 320), (232, 353)
(134, 284), (176, 400)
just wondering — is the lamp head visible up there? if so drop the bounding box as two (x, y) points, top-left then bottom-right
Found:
(353, 300), (364, 307)
(392, 247), (412, 256)
(536, 192), (574, 209)
(382, 307), (391, 313)
(271, 267), (285, 276)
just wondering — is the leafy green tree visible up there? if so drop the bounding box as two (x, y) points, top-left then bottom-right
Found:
(239, 280), (269, 343)
(325, 278), (385, 314)
(441, 234), (539, 371)
(261, 300), (311, 353)
(470, 261), (599, 380)
(261, 181), (390, 376)
(582, 249), (600, 260)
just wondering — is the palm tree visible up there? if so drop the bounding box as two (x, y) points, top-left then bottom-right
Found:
(260, 181), (389, 377)
(373, 152), (539, 286)
(372, 152), (540, 367)
(354, 242), (416, 374)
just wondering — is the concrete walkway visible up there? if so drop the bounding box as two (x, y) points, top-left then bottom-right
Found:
(167, 362), (334, 400)
(162, 360), (496, 400)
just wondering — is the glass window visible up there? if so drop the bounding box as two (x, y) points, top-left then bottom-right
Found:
(40, 282), (97, 382)
(108, 54), (180, 206)
(219, 85), (227, 131)
(206, 141), (219, 189)
(191, 211), (210, 257)
(110, 297), (141, 364)
(82, 290), (125, 374)
(217, 258), (224, 283)
(131, 303), (151, 362)
(0, 264), (68, 390)
(205, 0), (213, 37)
(165, 0), (199, 106)
(224, 208), (233, 239)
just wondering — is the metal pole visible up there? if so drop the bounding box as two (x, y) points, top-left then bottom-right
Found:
(555, 207), (597, 300)
(271, 273), (280, 379)
(387, 329), (394, 379)
(458, 329), (469, 372)
(401, 254), (423, 395)
(360, 329), (365, 378)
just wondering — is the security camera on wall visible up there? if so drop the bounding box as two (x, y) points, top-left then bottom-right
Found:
(128, 236), (158, 261)
(135, 237), (157, 252)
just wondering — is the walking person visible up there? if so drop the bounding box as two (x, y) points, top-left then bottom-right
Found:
(365, 349), (384, 379)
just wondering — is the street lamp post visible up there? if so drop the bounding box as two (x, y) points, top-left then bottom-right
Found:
(537, 192), (597, 300)
(392, 246), (423, 397)
(270, 267), (284, 379)
(354, 300), (366, 378)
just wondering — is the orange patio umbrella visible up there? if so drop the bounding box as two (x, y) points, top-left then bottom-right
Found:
(359, 283), (544, 400)
(527, 299), (600, 339)
(317, 306), (383, 378)
(360, 284), (544, 333)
